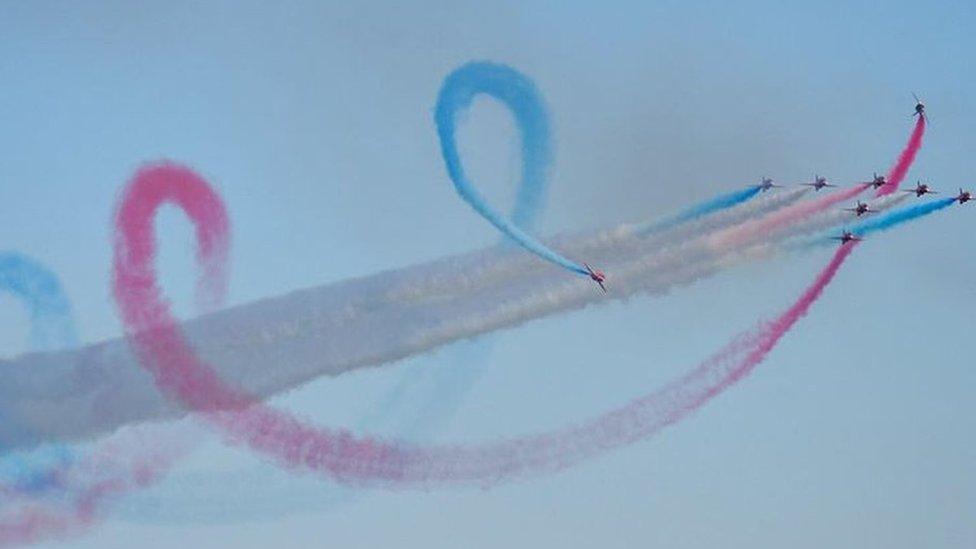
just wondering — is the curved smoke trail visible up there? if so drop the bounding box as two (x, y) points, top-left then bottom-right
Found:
(377, 61), (552, 429)
(0, 428), (189, 547)
(790, 198), (956, 250)
(877, 116), (926, 197)
(112, 185), (804, 523)
(0, 164), (229, 546)
(0, 254), (77, 496)
(113, 70), (559, 523)
(435, 61), (588, 276)
(0, 254), (78, 353)
(0, 255), (83, 545)
(371, 65), (553, 434)
(0, 69), (939, 541)
(112, 162), (857, 488)
(115, 193), (811, 523)
(2, 178), (937, 454)
(130, 62), (563, 523)
(120, 84), (788, 522)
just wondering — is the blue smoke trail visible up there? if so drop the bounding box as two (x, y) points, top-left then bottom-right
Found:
(0, 253), (78, 351)
(373, 62), (551, 434)
(434, 61), (587, 276)
(117, 61), (554, 523)
(844, 198), (957, 237)
(800, 198), (957, 249)
(634, 185), (763, 235)
(0, 252), (78, 495)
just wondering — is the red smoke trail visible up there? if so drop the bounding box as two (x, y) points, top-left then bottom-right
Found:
(112, 162), (230, 310)
(113, 163), (857, 488)
(0, 433), (188, 547)
(877, 116), (926, 197)
(710, 184), (870, 249)
(0, 162), (226, 546)
(711, 115), (927, 247)
(738, 240), (857, 369)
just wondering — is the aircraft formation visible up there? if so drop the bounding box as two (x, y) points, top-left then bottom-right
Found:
(573, 101), (968, 295)
(3, 56), (972, 547)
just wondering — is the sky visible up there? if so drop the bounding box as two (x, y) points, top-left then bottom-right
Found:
(0, 1), (974, 547)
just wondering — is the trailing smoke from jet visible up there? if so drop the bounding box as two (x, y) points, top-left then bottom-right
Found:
(877, 116), (926, 197)
(0, 253), (78, 502)
(708, 183), (871, 249)
(111, 165), (862, 487)
(632, 185), (764, 235)
(0, 253), (78, 352)
(435, 61), (588, 277)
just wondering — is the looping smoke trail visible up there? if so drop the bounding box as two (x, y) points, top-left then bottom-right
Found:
(434, 61), (588, 276)
(2, 173), (936, 454)
(173, 62), (561, 522)
(112, 162), (230, 312)
(0, 163), (229, 546)
(877, 116), (926, 197)
(373, 61), (552, 427)
(113, 163), (856, 488)
(0, 256), (82, 545)
(0, 69), (935, 541)
(0, 254), (77, 496)
(112, 179), (809, 523)
(0, 253), (78, 352)
(114, 176), (811, 523)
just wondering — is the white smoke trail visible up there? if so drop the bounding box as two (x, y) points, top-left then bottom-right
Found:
(384, 187), (810, 303)
(0, 188), (846, 451)
(776, 191), (912, 240)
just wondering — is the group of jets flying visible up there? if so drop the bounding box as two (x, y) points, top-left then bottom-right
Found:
(582, 97), (968, 293)
(757, 96), (971, 246)
(759, 174), (970, 214)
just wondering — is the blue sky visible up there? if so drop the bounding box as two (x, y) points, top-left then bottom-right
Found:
(1, 1), (974, 547)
